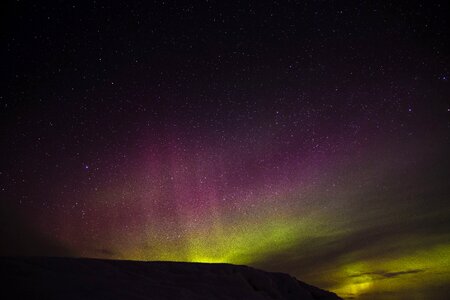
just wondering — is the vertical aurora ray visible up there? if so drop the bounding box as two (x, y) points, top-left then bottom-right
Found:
(21, 116), (447, 300)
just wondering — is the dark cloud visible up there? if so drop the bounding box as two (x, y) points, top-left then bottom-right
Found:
(348, 269), (425, 280)
(253, 211), (450, 288)
(93, 248), (117, 257)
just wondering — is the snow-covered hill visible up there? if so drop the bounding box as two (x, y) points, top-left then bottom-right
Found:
(1, 257), (342, 299)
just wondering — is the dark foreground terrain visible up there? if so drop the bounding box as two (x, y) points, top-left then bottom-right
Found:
(0, 257), (342, 299)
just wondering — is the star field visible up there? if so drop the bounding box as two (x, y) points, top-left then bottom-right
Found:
(1, 1), (450, 299)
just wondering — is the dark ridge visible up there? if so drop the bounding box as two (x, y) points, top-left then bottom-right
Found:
(0, 256), (342, 299)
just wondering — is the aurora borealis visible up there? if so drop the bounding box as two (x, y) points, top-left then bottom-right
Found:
(2, 1), (450, 299)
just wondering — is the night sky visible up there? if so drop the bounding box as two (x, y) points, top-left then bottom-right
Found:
(2, 1), (450, 299)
